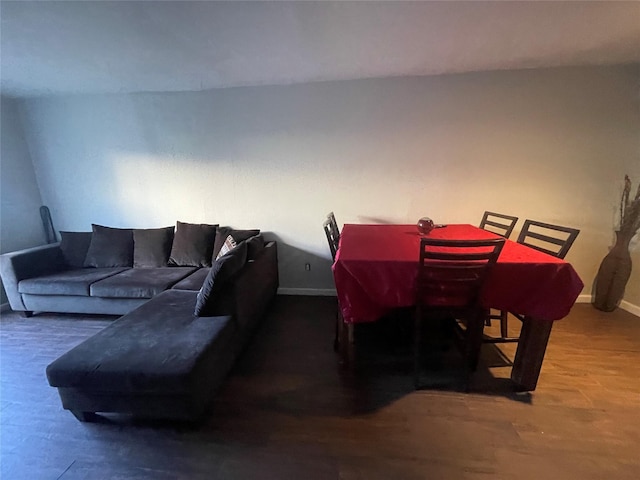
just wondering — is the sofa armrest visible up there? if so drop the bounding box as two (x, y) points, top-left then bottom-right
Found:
(205, 241), (279, 329)
(0, 243), (66, 311)
(233, 241), (279, 331)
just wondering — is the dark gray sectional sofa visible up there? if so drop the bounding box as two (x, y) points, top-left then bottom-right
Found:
(0, 222), (279, 422)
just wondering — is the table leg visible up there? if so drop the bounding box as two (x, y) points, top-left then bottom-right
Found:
(511, 316), (554, 391)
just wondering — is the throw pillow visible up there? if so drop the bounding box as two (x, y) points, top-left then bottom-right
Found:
(246, 233), (265, 260)
(211, 227), (260, 260)
(133, 226), (175, 268)
(83, 224), (134, 268)
(59, 231), (93, 268)
(168, 221), (218, 267)
(194, 241), (248, 316)
(215, 234), (237, 260)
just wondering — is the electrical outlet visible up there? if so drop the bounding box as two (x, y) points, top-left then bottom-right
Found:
(305, 263), (311, 271)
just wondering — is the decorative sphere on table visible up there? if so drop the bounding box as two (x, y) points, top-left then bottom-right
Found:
(417, 217), (435, 235)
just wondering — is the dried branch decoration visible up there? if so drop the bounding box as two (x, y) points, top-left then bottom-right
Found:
(619, 174), (640, 238)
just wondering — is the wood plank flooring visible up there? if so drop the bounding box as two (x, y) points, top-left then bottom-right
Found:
(1, 296), (639, 479)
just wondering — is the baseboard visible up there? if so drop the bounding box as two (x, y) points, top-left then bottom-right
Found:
(277, 288), (336, 297)
(575, 294), (639, 318)
(575, 294), (592, 304)
(620, 300), (640, 318)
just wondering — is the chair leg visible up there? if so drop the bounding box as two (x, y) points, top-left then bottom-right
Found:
(333, 306), (340, 351)
(414, 308), (422, 389)
(465, 310), (486, 373)
(333, 299), (343, 351)
(499, 310), (509, 339)
(337, 317), (356, 368)
(456, 311), (483, 392)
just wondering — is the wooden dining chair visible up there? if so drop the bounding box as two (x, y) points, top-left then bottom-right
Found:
(516, 219), (580, 259)
(484, 219), (580, 343)
(323, 218), (339, 262)
(479, 211), (519, 239)
(323, 215), (343, 351)
(479, 212), (518, 331)
(414, 237), (505, 389)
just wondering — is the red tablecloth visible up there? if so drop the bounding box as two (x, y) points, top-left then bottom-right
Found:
(332, 224), (584, 324)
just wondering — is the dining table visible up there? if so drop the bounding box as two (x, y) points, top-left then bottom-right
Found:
(332, 223), (584, 391)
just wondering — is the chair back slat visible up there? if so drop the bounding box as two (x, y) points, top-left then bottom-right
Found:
(427, 252), (502, 262)
(479, 211), (519, 239)
(516, 220), (579, 259)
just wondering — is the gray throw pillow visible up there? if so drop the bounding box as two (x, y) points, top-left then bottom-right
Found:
(168, 221), (218, 267)
(211, 227), (260, 260)
(59, 231), (92, 268)
(194, 241), (248, 316)
(84, 224), (134, 268)
(133, 226), (175, 268)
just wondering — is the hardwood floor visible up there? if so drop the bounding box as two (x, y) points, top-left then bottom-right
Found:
(1, 296), (639, 479)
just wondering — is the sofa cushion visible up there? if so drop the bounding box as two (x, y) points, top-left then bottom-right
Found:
(59, 231), (92, 268)
(90, 267), (197, 299)
(168, 221), (218, 267)
(195, 241), (248, 316)
(211, 227), (260, 260)
(171, 268), (210, 291)
(46, 290), (236, 394)
(84, 225), (134, 268)
(18, 268), (127, 296)
(133, 226), (175, 268)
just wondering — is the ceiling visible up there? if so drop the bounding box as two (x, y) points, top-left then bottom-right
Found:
(1, 1), (639, 98)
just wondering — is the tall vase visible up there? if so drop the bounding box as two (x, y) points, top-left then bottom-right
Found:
(593, 231), (633, 312)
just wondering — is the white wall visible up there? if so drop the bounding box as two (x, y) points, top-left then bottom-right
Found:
(0, 96), (45, 304)
(18, 65), (640, 307)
